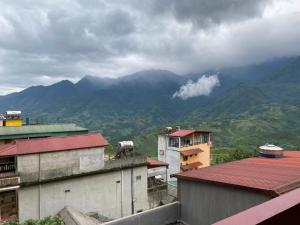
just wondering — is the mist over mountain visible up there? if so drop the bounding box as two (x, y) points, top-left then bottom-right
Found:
(0, 57), (300, 154)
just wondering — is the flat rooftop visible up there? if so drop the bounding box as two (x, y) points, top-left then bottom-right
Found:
(174, 151), (300, 197)
(0, 123), (88, 139)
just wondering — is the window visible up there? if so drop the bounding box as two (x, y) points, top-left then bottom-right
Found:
(194, 133), (209, 144)
(203, 134), (209, 143)
(181, 136), (192, 147)
(194, 134), (202, 144)
(183, 156), (188, 161)
(136, 175), (141, 181)
(168, 137), (179, 147)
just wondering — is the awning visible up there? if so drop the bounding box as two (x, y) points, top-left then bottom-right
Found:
(180, 148), (203, 157)
(180, 162), (202, 171)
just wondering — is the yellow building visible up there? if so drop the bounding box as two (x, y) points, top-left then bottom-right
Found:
(158, 128), (211, 182)
(171, 130), (211, 172)
(3, 111), (22, 127)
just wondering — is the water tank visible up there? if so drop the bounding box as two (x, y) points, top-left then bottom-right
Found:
(118, 141), (134, 149)
(115, 141), (134, 159)
(259, 144), (284, 158)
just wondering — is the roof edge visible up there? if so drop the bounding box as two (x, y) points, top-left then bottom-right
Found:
(174, 174), (279, 197)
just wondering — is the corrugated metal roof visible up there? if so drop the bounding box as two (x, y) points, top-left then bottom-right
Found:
(0, 124), (88, 139)
(174, 151), (300, 196)
(213, 187), (300, 225)
(147, 157), (169, 168)
(0, 133), (108, 156)
(169, 129), (210, 137)
(169, 130), (195, 137)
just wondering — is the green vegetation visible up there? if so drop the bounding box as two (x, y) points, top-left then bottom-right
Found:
(211, 148), (257, 164)
(1, 57), (300, 160)
(104, 144), (115, 156)
(4, 216), (64, 225)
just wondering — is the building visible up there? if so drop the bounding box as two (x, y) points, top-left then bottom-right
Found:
(146, 158), (171, 208)
(92, 151), (300, 225)
(0, 123), (88, 144)
(173, 151), (300, 225)
(158, 128), (211, 183)
(0, 111), (23, 127)
(0, 133), (149, 222)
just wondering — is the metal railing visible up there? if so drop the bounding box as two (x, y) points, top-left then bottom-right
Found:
(0, 162), (16, 173)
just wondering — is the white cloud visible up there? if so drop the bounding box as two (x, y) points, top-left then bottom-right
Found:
(172, 75), (220, 100)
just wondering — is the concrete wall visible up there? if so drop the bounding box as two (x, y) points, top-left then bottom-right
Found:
(158, 135), (180, 183)
(166, 149), (180, 183)
(18, 166), (148, 222)
(157, 135), (167, 163)
(103, 202), (180, 225)
(179, 180), (271, 225)
(17, 147), (104, 183)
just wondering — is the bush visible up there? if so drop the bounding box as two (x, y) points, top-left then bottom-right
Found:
(4, 216), (64, 225)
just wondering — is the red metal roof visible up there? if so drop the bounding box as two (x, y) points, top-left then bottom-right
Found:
(147, 157), (169, 168)
(169, 129), (195, 137)
(174, 151), (300, 196)
(213, 187), (300, 225)
(169, 129), (210, 137)
(0, 133), (108, 157)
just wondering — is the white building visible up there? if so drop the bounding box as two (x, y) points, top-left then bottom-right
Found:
(0, 133), (148, 222)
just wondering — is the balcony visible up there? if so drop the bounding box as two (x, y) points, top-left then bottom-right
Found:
(0, 162), (19, 188)
(0, 162), (15, 174)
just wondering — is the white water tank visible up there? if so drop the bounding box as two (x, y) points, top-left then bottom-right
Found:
(259, 144), (284, 158)
(118, 141), (134, 149)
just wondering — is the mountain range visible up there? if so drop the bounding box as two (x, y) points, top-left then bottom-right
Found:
(1, 56), (300, 156)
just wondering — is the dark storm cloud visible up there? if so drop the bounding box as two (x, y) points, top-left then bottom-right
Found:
(140, 0), (271, 28)
(0, 0), (300, 94)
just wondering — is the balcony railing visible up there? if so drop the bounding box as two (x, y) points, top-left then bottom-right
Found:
(0, 176), (20, 187)
(0, 162), (15, 173)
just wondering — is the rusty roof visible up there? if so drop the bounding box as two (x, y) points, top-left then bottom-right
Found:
(174, 151), (300, 197)
(147, 157), (169, 168)
(0, 133), (108, 157)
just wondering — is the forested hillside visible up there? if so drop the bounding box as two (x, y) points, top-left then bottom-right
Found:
(1, 57), (300, 156)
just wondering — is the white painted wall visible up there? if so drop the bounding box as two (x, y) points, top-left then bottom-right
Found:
(166, 149), (180, 183)
(157, 135), (180, 183)
(18, 166), (148, 222)
(157, 135), (167, 163)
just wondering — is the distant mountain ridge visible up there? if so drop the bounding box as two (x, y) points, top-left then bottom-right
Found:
(1, 57), (300, 154)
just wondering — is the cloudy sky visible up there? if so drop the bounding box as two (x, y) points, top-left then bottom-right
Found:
(0, 0), (300, 94)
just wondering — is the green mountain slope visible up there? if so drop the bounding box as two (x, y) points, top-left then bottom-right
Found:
(0, 58), (300, 156)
